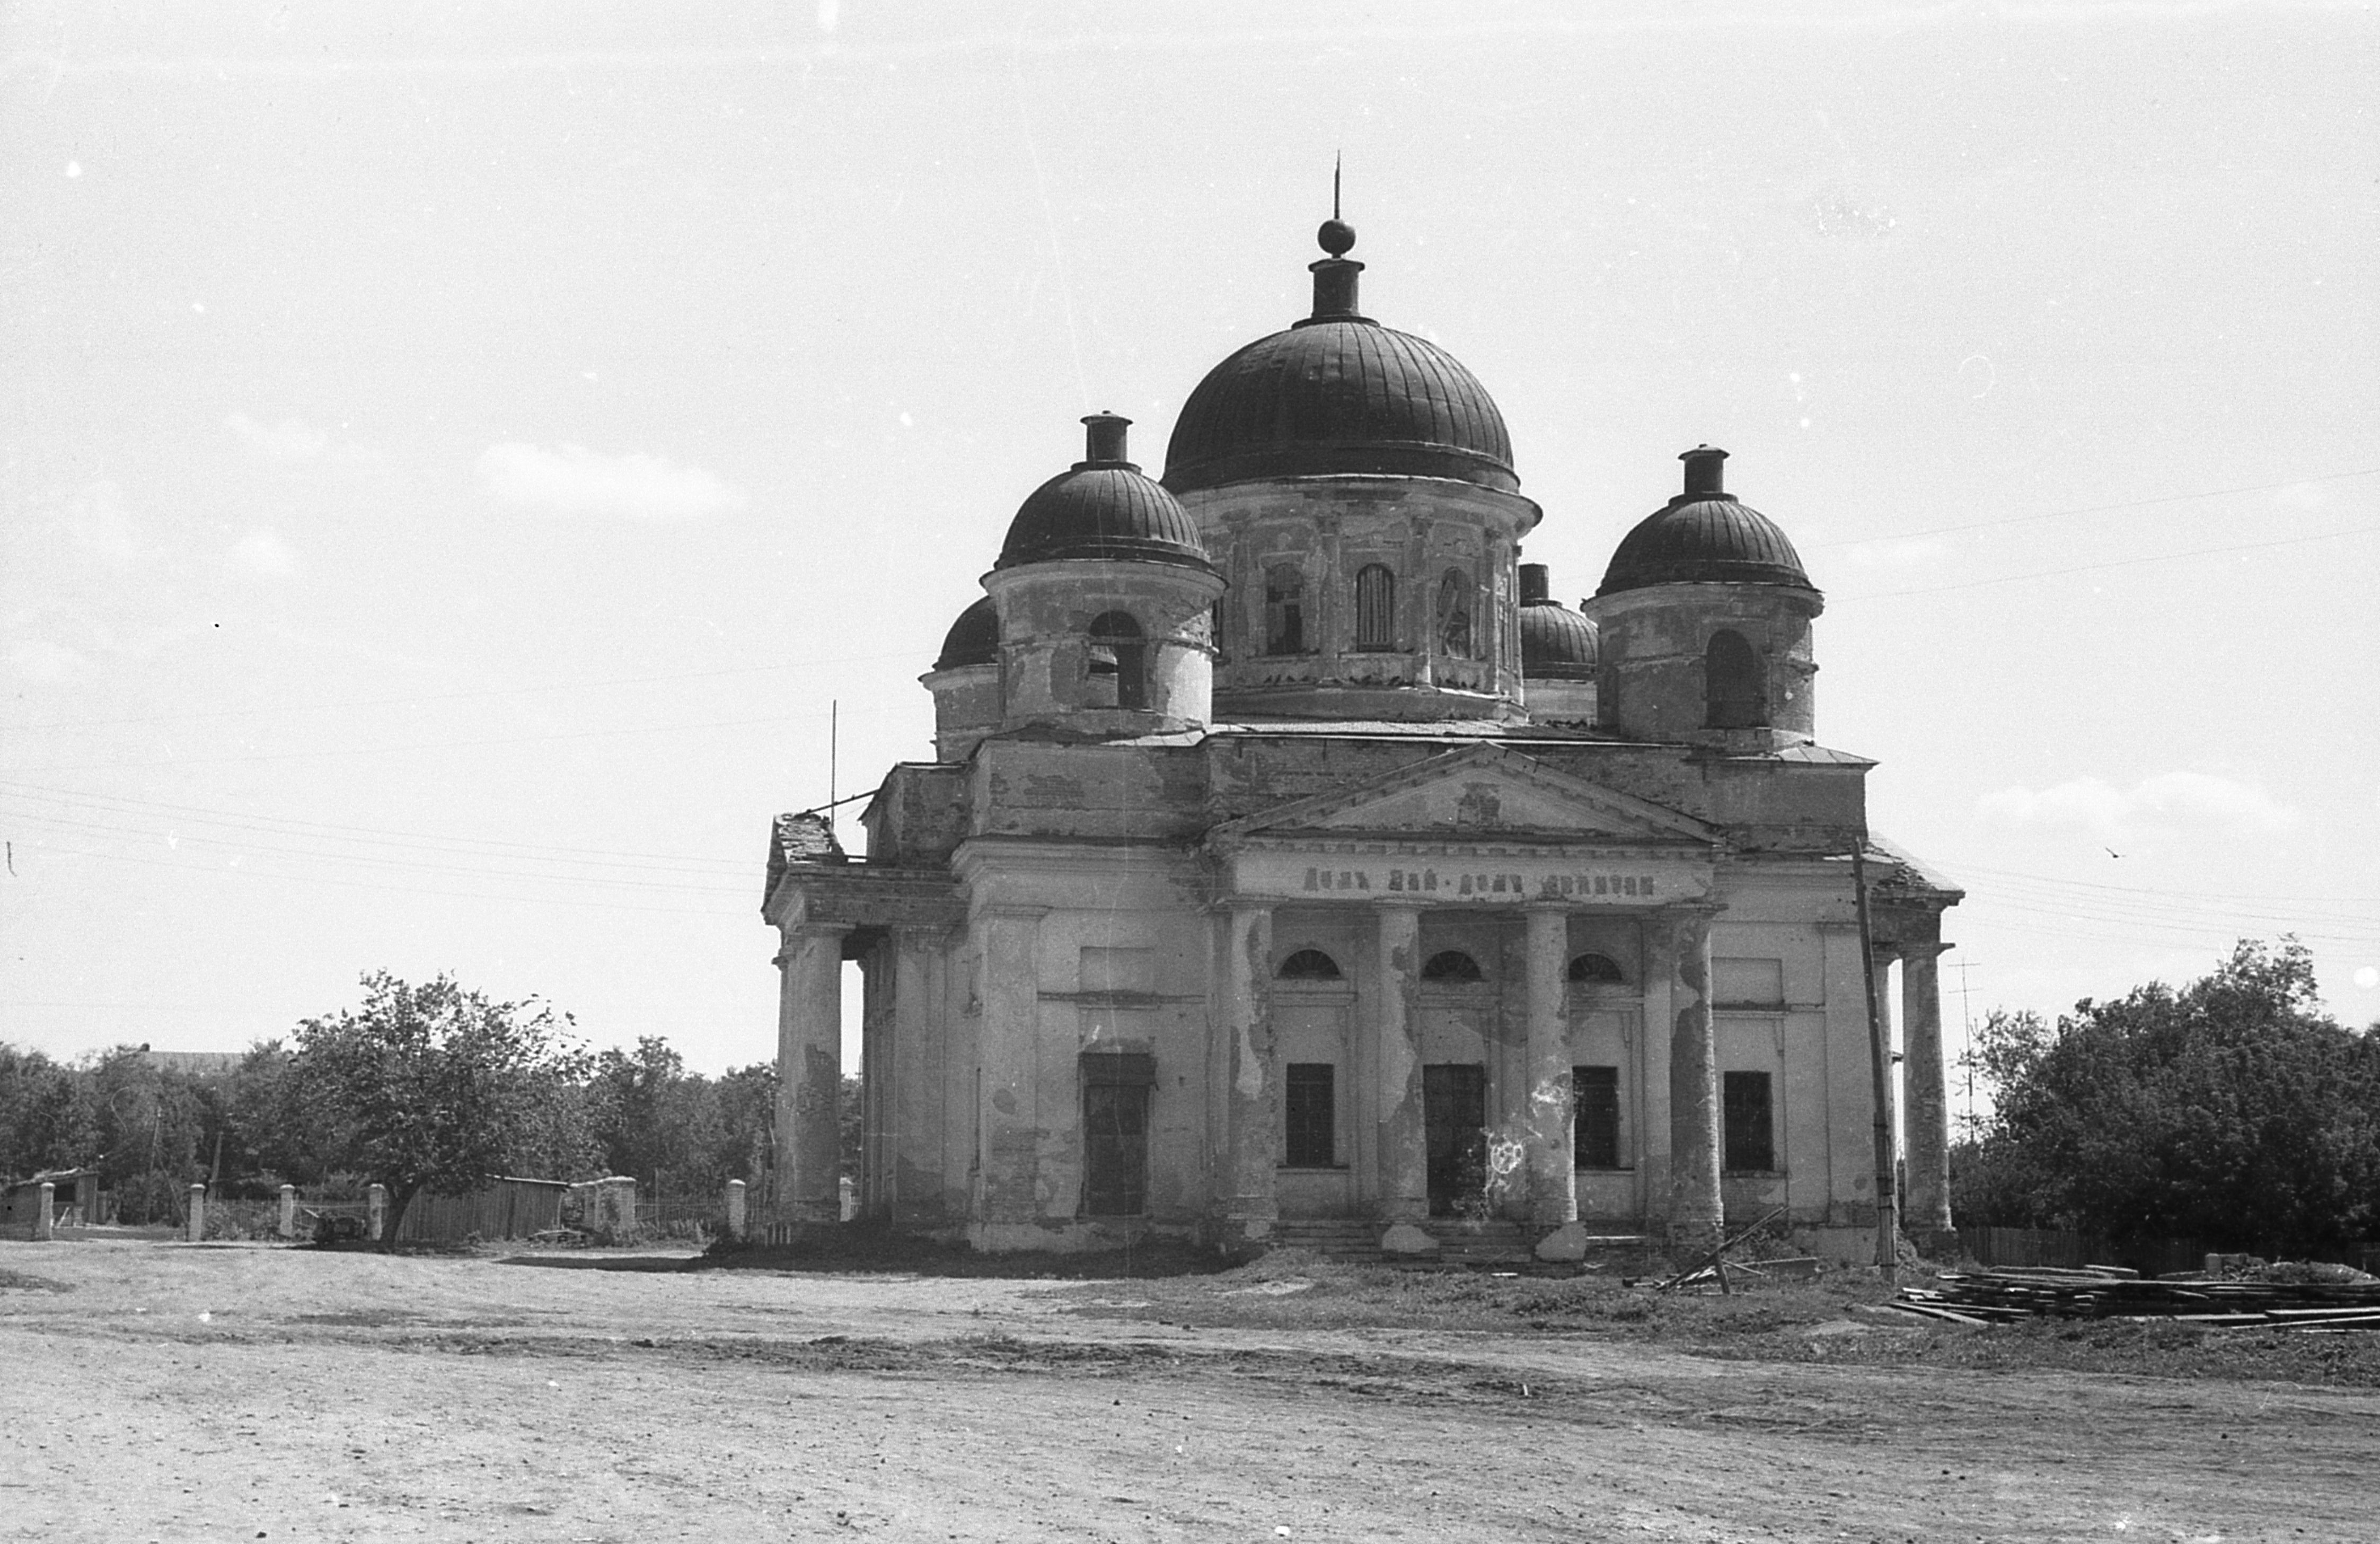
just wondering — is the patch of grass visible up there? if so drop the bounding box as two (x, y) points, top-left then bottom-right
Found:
(0, 1267), (72, 1293)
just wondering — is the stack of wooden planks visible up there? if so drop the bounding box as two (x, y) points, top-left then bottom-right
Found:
(1886, 1266), (2380, 1331)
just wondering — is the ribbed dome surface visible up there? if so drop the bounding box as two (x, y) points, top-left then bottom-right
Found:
(1519, 595), (1599, 679)
(934, 595), (999, 670)
(1597, 495), (1813, 595)
(995, 464), (1214, 572)
(1163, 320), (1518, 495)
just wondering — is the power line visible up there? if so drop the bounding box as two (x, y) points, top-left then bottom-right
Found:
(1803, 466), (2380, 553)
(1837, 522), (2380, 602)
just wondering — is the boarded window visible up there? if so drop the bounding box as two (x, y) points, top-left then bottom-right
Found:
(1421, 950), (1483, 982)
(1568, 952), (1626, 985)
(1436, 569), (1474, 658)
(1264, 564), (1307, 655)
(1353, 563), (1397, 651)
(1082, 1054), (1154, 1215)
(1723, 1071), (1775, 1172)
(1284, 1063), (1336, 1167)
(1573, 1065), (1620, 1169)
(1705, 629), (1761, 729)
(1087, 610), (1147, 711)
(1276, 948), (1341, 981)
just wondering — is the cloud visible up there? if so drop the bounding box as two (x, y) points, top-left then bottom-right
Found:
(1978, 773), (2301, 842)
(228, 528), (301, 578)
(477, 442), (746, 521)
(226, 413), (330, 463)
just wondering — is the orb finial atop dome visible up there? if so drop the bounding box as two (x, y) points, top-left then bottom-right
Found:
(1317, 153), (1356, 256)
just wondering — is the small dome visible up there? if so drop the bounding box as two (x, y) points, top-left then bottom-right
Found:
(995, 415), (1215, 573)
(934, 596), (999, 670)
(1518, 564), (1598, 680)
(1162, 225), (1515, 496)
(1596, 447), (1814, 596)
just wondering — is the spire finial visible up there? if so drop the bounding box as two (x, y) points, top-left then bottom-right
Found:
(1317, 155), (1356, 260)
(1333, 151), (1342, 222)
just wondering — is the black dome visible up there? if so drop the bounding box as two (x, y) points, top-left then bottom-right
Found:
(1596, 448), (1813, 596)
(1519, 596), (1599, 680)
(1164, 320), (1516, 496)
(934, 596), (998, 670)
(995, 415), (1215, 572)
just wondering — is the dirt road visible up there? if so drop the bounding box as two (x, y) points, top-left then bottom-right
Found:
(4, 1241), (2372, 1541)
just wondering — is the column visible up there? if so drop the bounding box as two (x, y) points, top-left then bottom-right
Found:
(1373, 901), (1435, 1254)
(889, 926), (938, 1227)
(1901, 933), (1956, 1245)
(1315, 513), (1344, 665)
(774, 921), (850, 1226)
(277, 1184), (297, 1240)
(725, 1178), (748, 1240)
(1220, 902), (1278, 1249)
(1872, 945), (1901, 1206)
(972, 906), (1045, 1246)
(187, 1183), (207, 1243)
(1660, 905), (1723, 1253)
(1525, 905), (1591, 1261)
(34, 1182), (54, 1242)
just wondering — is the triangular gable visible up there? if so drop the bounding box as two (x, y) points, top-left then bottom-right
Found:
(1211, 744), (1713, 847)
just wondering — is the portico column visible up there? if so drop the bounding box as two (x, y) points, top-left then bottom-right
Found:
(1660, 904), (1724, 1253)
(1220, 902), (1278, 1249)
(774, 921), (850, 1226)
(1901, 933), (1956, 1246)
(972, 906), (1045, 1245)
(1525, 904), (1591, 1261)
(1373, 901), (1435, 1254)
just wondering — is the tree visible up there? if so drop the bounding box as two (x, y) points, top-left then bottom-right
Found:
(293, 972), (595, 1243)
(1954, 939), (2380, 1255)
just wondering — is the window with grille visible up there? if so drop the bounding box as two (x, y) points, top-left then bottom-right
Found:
(1722, 1071), (1775, 1172)
(1284, 1063), (1336, 1168)
(1568, 952), (1625, 985)
(1573, 1065), (1620, 1169)
(1421, 950), (1483, 983)
(1264, 564), (1306, 655)
(1353, 563), (1397, 651)
(1276, 949), (1341, 981)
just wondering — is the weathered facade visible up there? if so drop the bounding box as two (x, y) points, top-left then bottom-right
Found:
(763, 218), (1961, 1259)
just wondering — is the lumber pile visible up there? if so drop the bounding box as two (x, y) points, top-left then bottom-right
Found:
(1887, 1265), (2380, 1331)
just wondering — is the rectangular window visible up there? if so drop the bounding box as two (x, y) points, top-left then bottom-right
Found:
(1723, 1071), (1775, 1173)
(1284, 1063), (1336, 1167)
(1573, 1065), (1620, 1169)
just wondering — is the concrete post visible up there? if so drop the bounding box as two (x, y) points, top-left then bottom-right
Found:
(277, 1184), (297, 1240)
(725, 1178), (747, 1241)
(34, 1182), (55, 1242)
(186, 1183), (207, 1243)
(1524, 905), (1589, 1261)
(366, 1183), (386, 1241)
(1220, 902), (1278, 1249)
(1901, 936), (1956, 1247)
(774, 922), (851, 1227)
(1373, 902), (1435, 1256)
(1661, 906), (1724, 1254)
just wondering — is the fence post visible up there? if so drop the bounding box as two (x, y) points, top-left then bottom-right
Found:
(186, 1183), (207, 1243)
(366, 1183), (386, 1242)
(726, 1179), (747, 1241)
(277, 1185), (297, 1240)
(33, 1182), (55, 1242)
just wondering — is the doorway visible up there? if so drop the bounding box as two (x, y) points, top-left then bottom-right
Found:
(1423, 1063), (1488, 1217)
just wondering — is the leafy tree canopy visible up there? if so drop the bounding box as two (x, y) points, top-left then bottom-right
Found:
(293, 972), (596, 1242)
(1955, 939), (2380, 1255)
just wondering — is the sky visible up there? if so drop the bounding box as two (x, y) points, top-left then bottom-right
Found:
(4, 1), (2376, 1093)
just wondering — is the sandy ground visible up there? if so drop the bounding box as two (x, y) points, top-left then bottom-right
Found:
(4, 1240), (2374, 1542)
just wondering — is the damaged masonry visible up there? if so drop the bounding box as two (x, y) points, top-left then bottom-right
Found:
(760, 216), (1961, 1262)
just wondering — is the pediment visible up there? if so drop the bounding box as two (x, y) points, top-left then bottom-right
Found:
(1212, 744), (1712, 848)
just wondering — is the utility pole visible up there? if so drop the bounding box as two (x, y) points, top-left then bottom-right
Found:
(1852, 843), (1898, 1282)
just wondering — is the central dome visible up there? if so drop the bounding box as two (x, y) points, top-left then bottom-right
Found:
(1162, 226), (1516, 496)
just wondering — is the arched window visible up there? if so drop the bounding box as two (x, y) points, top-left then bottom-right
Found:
(1568, 952), (1626, 985)
(1705, 629), (1761, 729)
(1436, 569), (1475, 659)
(1353, 564), (1397, 652)
(1276, 948), (1341, 981)
(1421, 950), (1484, 983)
(1086, 611), (1147, 711)
(1264, 564), (1306, 655)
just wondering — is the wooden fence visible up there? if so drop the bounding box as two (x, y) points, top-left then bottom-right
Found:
(393, 1177), (569, 1243)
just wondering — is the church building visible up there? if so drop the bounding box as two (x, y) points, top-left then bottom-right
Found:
(761, 215), (1961, 1260)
